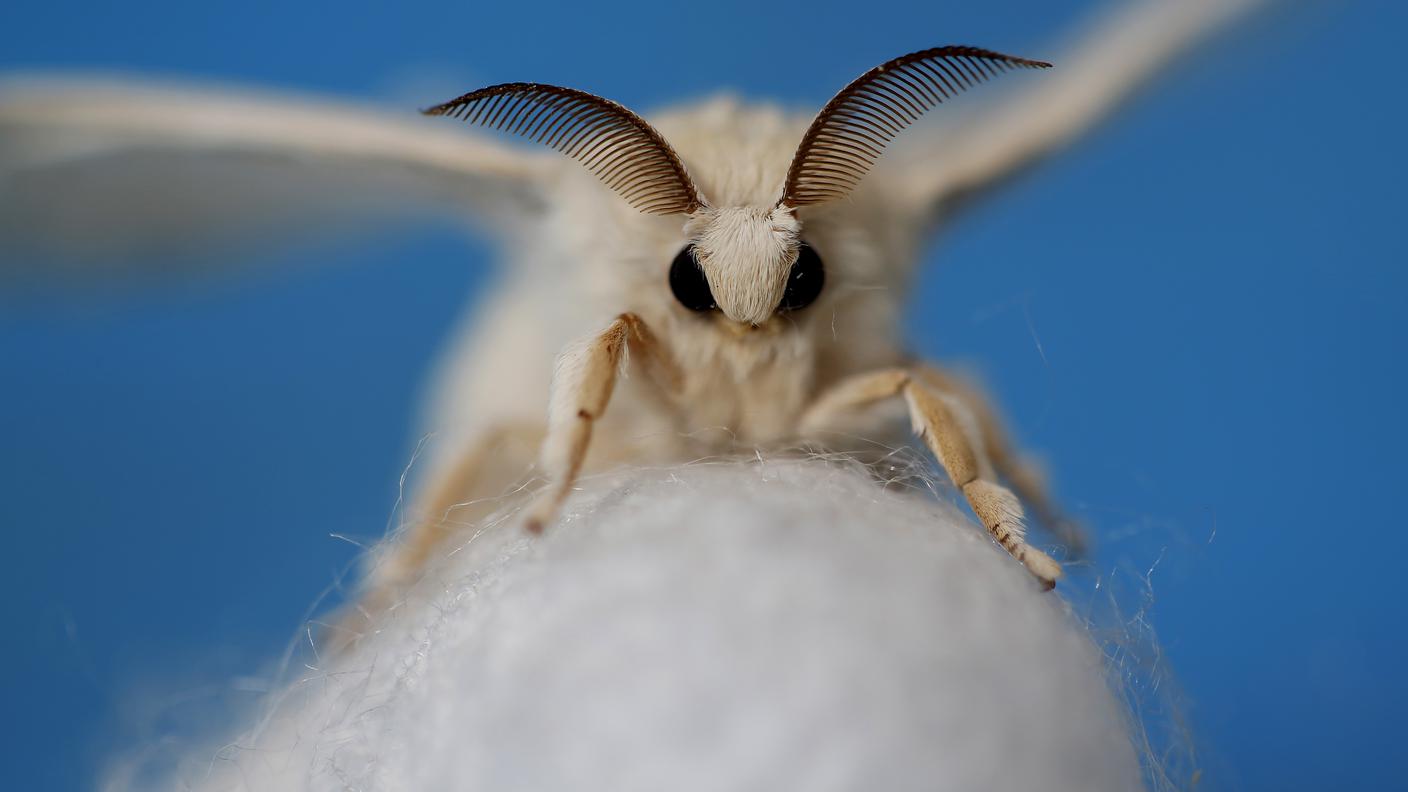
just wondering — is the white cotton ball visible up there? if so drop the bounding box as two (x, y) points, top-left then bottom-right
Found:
(146, 459), (1142, 792)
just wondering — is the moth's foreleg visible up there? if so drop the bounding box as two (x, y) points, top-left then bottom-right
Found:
(525, 313), (677, 534)
(915, 366), (1089, 557)
(801, 368), (1062, 589)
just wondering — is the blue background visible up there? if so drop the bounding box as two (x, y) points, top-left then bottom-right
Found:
(1, 1), (1403, 789)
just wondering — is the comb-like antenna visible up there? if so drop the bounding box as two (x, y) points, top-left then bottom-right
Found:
(780, 47), (1051, 208)
(425, 83), (702, 215)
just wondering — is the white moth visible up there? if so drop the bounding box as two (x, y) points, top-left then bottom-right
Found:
(0, 0), (1264, 624)
(404, 47), (1078, 594)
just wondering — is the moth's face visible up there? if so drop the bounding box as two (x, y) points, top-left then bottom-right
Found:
(545, 97), (912, 356)
(430, 48), (1046, 348)
(640, 101), (838, 333)
(679, 205), (804, 327)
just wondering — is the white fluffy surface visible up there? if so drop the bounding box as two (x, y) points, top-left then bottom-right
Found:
(140, 459), (1142, 791)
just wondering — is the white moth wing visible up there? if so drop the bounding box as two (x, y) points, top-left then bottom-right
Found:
(0, 74), (552, 276)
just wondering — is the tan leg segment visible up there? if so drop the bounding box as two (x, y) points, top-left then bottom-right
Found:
(802, 368), (1062, 589)
(916, 366), (1089, 556)
(393, 423), (542, 583)
(524, 313), (678, 534)
(333, 422), (542, 648)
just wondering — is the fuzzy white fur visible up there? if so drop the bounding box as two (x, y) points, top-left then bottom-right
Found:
(115, 459), (1142, 792)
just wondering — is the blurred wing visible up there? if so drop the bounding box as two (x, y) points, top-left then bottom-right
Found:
(0, 74), (551, 276)
(893, 0), (1269, 221)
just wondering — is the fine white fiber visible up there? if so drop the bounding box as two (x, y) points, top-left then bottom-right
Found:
(116, 456), (1147, 791)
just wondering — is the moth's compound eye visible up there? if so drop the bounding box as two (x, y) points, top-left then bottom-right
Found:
(669, 244), (716, 312)
(779, 241), (825, 312)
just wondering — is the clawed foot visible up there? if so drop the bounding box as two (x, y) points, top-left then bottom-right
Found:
(1019, 545), (1062, 591)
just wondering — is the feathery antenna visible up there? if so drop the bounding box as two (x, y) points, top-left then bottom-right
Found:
(780, 47), (1051, 208)
(425, 83), (702, 215)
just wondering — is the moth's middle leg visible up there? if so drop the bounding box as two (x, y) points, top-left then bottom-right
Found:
(388, 421), (543, 585)
(915, 365), (1089, 557)
(800, 368), (1062, 588)
(330, 421), (541, 650)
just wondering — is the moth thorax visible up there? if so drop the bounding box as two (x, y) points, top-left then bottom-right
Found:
(686, 206), (801, 326)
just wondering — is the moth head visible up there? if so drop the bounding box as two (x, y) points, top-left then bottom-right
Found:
(683, 205), (800, 326)
(424, 48), (1049, 325)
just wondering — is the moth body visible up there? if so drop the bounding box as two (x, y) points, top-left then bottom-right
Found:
(426, 98), (914, 495)
(384, 50), (1082, 599)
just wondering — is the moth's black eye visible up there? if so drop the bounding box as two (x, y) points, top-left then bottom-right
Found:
(779, 241), (825, 312)
(669, 244), (715, 312)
